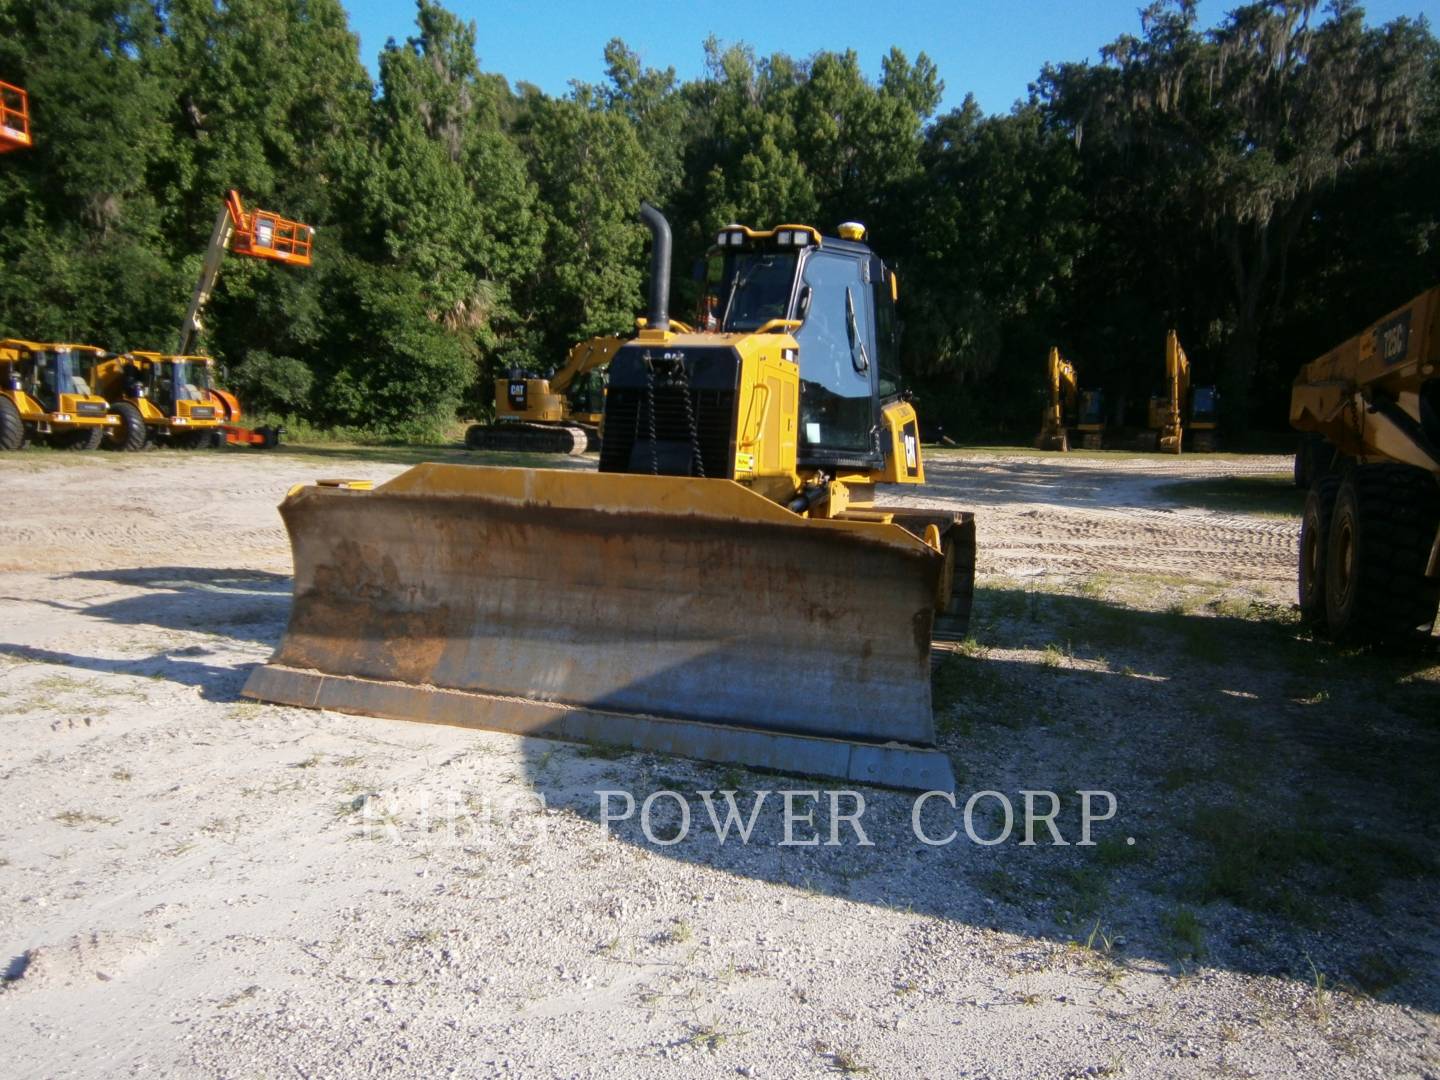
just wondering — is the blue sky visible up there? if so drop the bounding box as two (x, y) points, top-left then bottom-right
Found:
(342, 0), (1437, 115)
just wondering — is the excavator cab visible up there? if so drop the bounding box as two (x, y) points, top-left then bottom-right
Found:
(0, 81), (30, 152)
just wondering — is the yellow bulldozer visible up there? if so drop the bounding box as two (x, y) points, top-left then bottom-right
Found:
(465, 334), (626, 454)
(1291, 284), (1440, 645)
(91, 351), (224, 450)
(243, 206), (977, 790)
(0, 340), (120, 450)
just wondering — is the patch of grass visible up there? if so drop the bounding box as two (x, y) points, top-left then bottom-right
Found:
(1154, 474), (1304, 519)
(811, 1041), (872, 1075)
(978, 868), (1026, 906)
(683, 1024), (746, 1052)
(1094, 834), (1146, 868)
(52, 809), (119, 828)
(574, 742), (633, 761)
(1348, 951), (1410, 997)
(1158, 762), (1207, 792)
(1161, 906), (1206, 958)
(110, 768), (133, 782)
(1040, 641), (1071, 668)
(1058, 865), (1110, 919)
(1184, 804), (1431, 919)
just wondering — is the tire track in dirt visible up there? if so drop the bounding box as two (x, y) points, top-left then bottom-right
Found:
(893, 454), (1300, 585)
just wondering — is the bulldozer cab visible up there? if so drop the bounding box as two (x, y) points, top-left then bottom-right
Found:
(702, 225), (901, 471)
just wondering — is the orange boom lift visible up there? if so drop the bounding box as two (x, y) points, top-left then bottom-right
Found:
(0, 80), (32, 152)
(180, 190), (314, 447)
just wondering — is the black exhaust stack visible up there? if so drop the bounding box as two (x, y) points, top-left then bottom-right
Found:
(639, 202), (671, 333)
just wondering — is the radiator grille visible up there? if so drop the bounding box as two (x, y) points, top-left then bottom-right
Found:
(600, 386), (736, 479)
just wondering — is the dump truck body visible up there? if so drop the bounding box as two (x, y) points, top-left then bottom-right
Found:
(245, 207), (975, 789)
(1291, 285), (1440, 644)
(0, 340), (120, 450)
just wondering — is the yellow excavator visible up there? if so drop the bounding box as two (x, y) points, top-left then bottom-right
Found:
(1147, 330), (1218, 453)
(92, 351), (224, 450)
(1036, 347), (1105, 451)
(465, 334), (626, 454)
(0, 340), (120, 450)
(243, 206), (977, 790)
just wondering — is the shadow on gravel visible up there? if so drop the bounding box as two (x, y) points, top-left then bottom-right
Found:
(513, 583), (1440, 1013)
(39, 567), (291, 647)
(0, 641), (252, 701)
(0, 566), (290, 701)
(18, 559), (1437, 1010)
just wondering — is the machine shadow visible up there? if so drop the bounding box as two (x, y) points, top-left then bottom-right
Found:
(513, 585), (1440, 1013)
(57, 566), (290, 647)
(0, 566), (290, 703)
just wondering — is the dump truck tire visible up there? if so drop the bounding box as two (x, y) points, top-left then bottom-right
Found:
(0, 397), (24, 451)
(1299, 474), (1339, 628)
(105, 403), (148, 451)
(1325, 465), (1440, 645)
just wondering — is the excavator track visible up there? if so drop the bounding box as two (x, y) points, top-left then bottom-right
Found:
(464, 421), (589, 455)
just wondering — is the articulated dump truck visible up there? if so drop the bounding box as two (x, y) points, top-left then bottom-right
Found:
(1291, 285), (1440, 645)
(244, 207), (977, 790)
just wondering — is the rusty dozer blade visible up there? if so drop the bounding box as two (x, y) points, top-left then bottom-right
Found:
(243, 464), (965, 790)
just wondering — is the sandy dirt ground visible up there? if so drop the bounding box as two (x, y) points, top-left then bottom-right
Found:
(1, 446), (1437, 1078)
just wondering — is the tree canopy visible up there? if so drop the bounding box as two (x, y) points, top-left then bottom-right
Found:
(1, 0), (1435, 440)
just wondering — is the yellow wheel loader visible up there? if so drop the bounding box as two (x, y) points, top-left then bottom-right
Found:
(243, 206), (977, 790)
(93, 351), (224, 450)
(1291, 285), (1440, 645)
(465, 335), (626, 454)
(0, 340), (120, 450)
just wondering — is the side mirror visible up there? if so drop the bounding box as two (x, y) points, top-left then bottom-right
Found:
(797, 286), (813, 320)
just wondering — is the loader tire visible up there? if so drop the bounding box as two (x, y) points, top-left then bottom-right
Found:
(1324, 464), (1440, 646)
(57, 426), (105, 451)
(0, 397), (24, 451)
(1298, 474), (1339, 628)
(105, 403), (148, 451)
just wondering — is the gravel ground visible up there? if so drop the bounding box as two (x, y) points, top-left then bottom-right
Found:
(1, 446), (1437, 1079)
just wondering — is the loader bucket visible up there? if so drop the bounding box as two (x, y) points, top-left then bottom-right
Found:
(243, 464), (960, 790)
